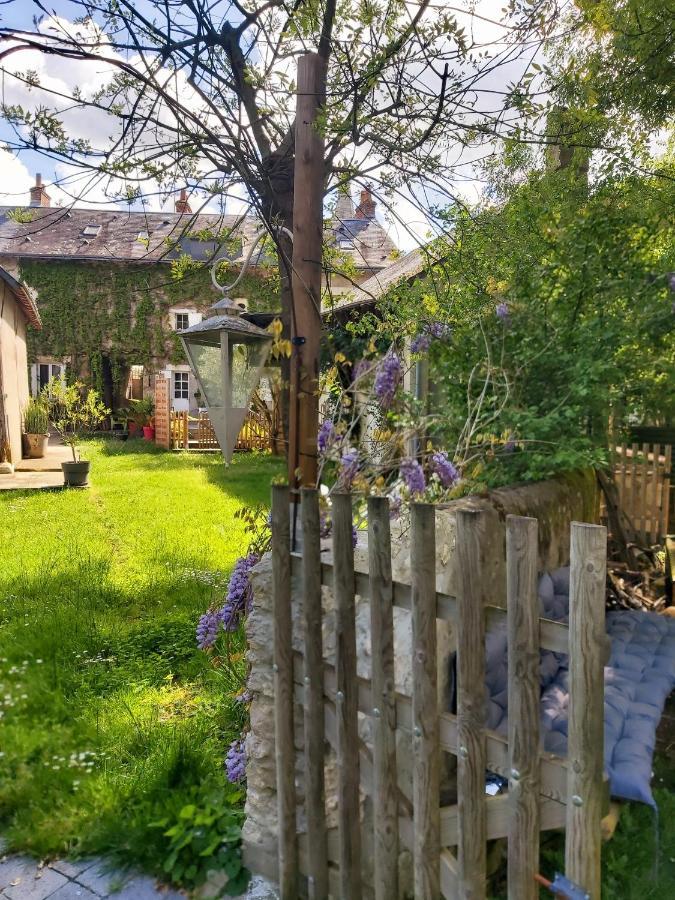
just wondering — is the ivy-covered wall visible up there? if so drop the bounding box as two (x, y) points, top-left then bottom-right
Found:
(20, 258), (279, 407)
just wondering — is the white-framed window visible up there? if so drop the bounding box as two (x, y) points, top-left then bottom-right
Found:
(33, 362), (66, 396)
(175, 312), (189, 331)
(174, 370), (189, 400)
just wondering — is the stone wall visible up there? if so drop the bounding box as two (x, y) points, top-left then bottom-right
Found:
(242, 469), (599, 886)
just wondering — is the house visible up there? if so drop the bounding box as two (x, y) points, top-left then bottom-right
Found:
(0, 177), (397, 416)
(0, 265), (41, 467)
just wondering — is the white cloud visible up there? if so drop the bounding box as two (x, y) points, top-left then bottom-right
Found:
(0, 149), (34, 205)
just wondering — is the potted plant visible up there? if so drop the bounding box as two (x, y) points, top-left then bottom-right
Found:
(46, 379), (108, 486)
(22, 396), (50, 458)
(129, 397), (155, 440)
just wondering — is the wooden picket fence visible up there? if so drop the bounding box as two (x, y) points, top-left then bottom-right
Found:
(612, 442), (672, 544)
(236, 408), (273, 451)
(170, 410), (189, 449)
(169, 409), (272, 452)
(265, 486), (608, 900)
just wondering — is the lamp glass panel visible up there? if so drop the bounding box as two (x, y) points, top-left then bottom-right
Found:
(188, 341), (224, 407)
(230, 341), (269, 409)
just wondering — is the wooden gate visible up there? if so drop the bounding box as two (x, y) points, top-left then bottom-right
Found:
(170, 410), (189, 449)
(612, 442), (672, 544)
(265, 486), (608, 899)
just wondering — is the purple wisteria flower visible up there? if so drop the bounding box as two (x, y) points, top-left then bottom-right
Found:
(430, 451), (459, 488)
(400, 459), (426, 496)
(338, 448), (360, 489)
(234, 689), (252, 705)
(220, 552), (259, 633)
(351, 359), (373, 383)
(427, 321), (451, 339)
(374, 352), (402, 408)
(225, 738), (246, 783)
(410, 332), (431, 354)
(196, 609), (221, 650)
(496, 302), (510, 323)
(318, 419), (337, 455)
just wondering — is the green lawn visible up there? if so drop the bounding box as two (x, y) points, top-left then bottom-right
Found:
(0, 440), (281, 883)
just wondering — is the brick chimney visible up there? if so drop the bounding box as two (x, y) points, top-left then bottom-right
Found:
(29, 173), (51, 208)
(355, 185), (376, 220)
(175, 188), (192, 214)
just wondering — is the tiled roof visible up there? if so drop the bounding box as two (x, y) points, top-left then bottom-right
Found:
(0, 205), (396, 270)
(0, 265), (41, 328)
(329, 246), (427, 315)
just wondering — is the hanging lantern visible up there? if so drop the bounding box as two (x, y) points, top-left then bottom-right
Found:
(178, 297), (272, 462)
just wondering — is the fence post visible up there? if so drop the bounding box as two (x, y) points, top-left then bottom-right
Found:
(411, 502), (440, 899)
(271, 485), (298, 899)
(368, 496), (399, 900)
(332, 493), (362, 899)
(300, 487), (328, 899)
(456, 508), (487, 899)
(506, 515), (540, 900)
(565, 522), (607, 900)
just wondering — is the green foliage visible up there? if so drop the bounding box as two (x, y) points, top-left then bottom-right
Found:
(20, 259), (279, 395)
(367, 145), (675, 488)
(152, 783), (249, 895)
(6, 207), (37, 224)
(46, 379), (109, 461)
(22, 396), (49, 434)
(0, 443), (282, 887)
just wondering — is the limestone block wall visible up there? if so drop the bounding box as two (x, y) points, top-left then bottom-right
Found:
(242, 469), (599, 886)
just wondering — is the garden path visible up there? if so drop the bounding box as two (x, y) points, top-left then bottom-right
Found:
(0, 853), (279, 899)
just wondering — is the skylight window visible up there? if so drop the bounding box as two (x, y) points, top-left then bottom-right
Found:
(82, 224), (101, 237)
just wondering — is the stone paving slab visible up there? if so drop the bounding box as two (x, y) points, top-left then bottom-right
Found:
(3, 865), (68, 900)
(0, 853), (278, 899)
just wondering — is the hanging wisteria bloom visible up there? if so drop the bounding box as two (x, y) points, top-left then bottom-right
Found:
(374, 351), (402, 408)
(221, 552), (259, 632)
(410, 332), (431, 354)
(496, 302), (510, 323)
(196, 608), (221, 650)
(400, 458), (426, 496)
(225, 738), (247, 783)
(338, 448), (360, 489)
(318, 419), (338, 455)
(430, 451), (459, 488)
(388, 491), (403, 519)
(427, 321), (451, 340)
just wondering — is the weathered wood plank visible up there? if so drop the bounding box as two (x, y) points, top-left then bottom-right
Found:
(411, 502), (440, 898)
(289, 554), (570, 653)
(300, 487), (328, 899)
(271, 485), (298, 899)
(640, 443), (649, 543)
(506, 515), (540, 900)
(293, 652), (570, 803)
(565, 522), (607, 900)
(367, 496), (399, 900)
(456, 508), (487, 899)
(650, 444), (661, 543)
(332, 493), (362, 899)
(662, 444), (672, 542)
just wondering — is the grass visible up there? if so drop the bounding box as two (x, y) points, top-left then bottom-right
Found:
(0, 439), (281, 882)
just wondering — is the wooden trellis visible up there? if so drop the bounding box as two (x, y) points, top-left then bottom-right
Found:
(263, 486), (608, 899)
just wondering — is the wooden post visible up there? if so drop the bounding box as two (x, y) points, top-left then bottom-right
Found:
(456, 508), (487, 899)
(411, 503), (440, 899)
(288, 53), (326, 490)
(565, 522), (607, 900)
(272, 485), (298, 899)
(332, 493), (362, 899)
(506, 516), (540, 900)
(301, 487), (328, 898)
(368, 496), (399, 900)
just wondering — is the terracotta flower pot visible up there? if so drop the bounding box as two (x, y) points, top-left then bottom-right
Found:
(143, 425), (155, 441)
(62, 460), (90, 487)
(24, 433), (49, 459)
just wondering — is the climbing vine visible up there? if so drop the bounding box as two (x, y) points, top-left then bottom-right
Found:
(21, 258), (280, 399)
